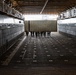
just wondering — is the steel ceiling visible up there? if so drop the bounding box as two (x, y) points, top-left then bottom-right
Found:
(6, 0), (76, 14)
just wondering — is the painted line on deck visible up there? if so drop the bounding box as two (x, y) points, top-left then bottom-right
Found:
(2, 36), (26, 66)
(22, 50), (27, 59)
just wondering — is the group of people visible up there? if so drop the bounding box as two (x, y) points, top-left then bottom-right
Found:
(26, 31), (51, 37)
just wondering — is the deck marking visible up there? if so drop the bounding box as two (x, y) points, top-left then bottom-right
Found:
(57, 51), (60, 53)
(46, 51), (48, 53)
(74, 54), (76, 56)
(64, 60), (68, 62)
(34, 46), (36, 47)
(44, 48), (47, 49)
(60, 54), (64, 57)
(33, 60), (37, 62)
(49, 60), (53, 62)
(20, 55), (23, 57)
(17, 60), (21, 63)
(34, 51), (36, 53)
(33, 55), (37, 59)
(24, 46), (27, 48)
(65, 48), (68, 50)
(34, 48), (36, 50)
(47, 55), (50, 57)
(55, 48), (58, 50)
(21, 51), (25, 53)
(69, 50), (72, 53)
(2, 36), (26, 66)
(22, 50), (27, 59)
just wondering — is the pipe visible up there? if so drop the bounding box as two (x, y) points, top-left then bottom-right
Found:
(40, 0), (49, 14)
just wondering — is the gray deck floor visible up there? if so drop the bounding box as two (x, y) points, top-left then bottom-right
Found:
(0, 32), (76, 75)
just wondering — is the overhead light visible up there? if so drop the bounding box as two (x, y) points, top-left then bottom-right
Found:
(23, 14), (58, 21)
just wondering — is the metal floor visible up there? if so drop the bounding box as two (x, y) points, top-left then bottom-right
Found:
(0, 32), (76, 75)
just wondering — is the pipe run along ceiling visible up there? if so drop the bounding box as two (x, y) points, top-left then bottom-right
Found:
(5, 0), (76, 15)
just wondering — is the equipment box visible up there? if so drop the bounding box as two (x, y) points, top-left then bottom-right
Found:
(12, 8), (16, 16)
(7, 6), (12, 15)
(3, 3), (8, 13)
(0, 3), (3, 12)
(71, 7), (76, 17)
(64, 10), (71, 19)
